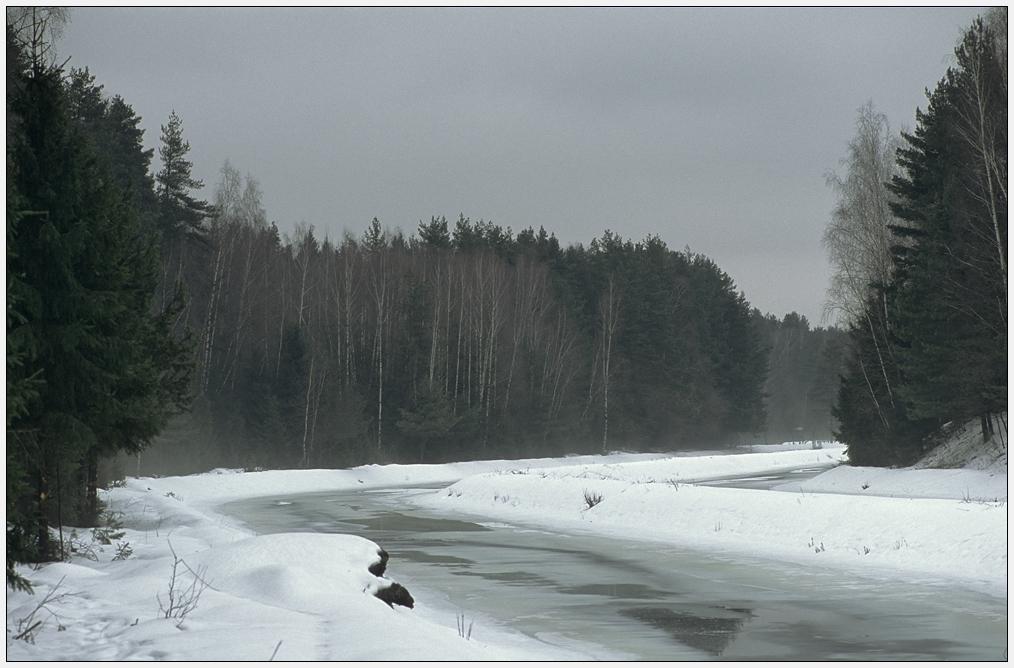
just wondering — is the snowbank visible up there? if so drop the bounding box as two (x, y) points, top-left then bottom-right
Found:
(6, 468), (597, 660)
(783, 464), (1007, 501)
(8, 452), (697, 661)
(410, 445), (1006, 598)
(7, 441), (1007, 660)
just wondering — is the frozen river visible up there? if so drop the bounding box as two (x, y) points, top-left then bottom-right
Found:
(222, 466), (1007, 660)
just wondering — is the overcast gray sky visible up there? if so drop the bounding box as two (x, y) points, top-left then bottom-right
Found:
(56, 6), (983, 324)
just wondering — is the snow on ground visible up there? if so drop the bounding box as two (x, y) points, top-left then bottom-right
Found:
(782, 463), (1007, 500)
(410, 443), (1006, 598)
(7, 437), (1007, 660)
(7, 455), (617, 661)
(913, 414), (1008, 471)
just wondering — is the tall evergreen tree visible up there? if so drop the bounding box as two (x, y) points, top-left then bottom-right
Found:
(155, 110), (212, 244)
(832, 292), (926, 466)
(396, 384), (460, 463)
(7, 189), (43, 592)
(684, 252), (768, 436)
(418, 215), (451, 249)
(65, 68), (158, 228)
(888, 23), (1007, 432)
(7, 59), (195, 570)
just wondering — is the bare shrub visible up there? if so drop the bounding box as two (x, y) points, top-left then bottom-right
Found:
(12, 577), (70, 643)
(157, 541), (212, 625)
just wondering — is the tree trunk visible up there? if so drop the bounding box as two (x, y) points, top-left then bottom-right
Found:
(301, 355), (315, 467)
(86, 446), (99, 524)
(601, 276), (620, 454)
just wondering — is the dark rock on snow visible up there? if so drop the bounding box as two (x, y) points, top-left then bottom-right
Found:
(370, 547), (413, 608)
(369, 548), (389, 577)
(375, 582), (414, 609)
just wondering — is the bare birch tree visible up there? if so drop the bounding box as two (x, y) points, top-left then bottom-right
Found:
(598, 275), (621, 454)
(822, 102), (904, 422)
(823, 102), (903, 326)
(6, 6), (69, 69)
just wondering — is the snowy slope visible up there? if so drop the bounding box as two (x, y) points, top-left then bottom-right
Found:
(786, 416), (1007, 500)
(914, 413), (1008, 471)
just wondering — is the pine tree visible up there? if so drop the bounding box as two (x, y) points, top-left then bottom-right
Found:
(155, 110), (213, 244)
(64, 67), (106, 135)
(418, 215), (451, 249)
(684, 252), (768, 436)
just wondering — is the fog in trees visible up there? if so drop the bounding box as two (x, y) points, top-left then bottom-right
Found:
(135, 205), (796, 475)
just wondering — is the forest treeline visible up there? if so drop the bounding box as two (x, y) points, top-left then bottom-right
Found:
(825, 9), (1007, 466)
(146, 210), (842, 474)
(8, 8), (843, 584)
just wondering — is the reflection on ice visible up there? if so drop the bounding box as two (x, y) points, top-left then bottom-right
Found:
(621, 606), (751, 655)
(392, 549), (474, 566)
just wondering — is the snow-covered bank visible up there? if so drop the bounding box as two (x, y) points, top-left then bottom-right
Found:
(6, 451), (712, 661)
(7, 455), (622, 661)
(412, 447), (1006, 597)
(7, 442), (1007, 660)
(782, 464), (1007, 500)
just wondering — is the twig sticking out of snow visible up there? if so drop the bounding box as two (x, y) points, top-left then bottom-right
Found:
(157, 541), (212, 626)
(12, 577), (70, 643)
(457, 612), (473, 640)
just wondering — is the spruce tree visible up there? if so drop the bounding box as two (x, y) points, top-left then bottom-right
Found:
(396, 385), (460, 463)
(65, 69), (158, 232)
(7, 60), (195, 565)
(7, 190), (43, 590)
(889, 19), (1006, 436)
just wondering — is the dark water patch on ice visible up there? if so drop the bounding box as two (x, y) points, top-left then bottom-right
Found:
(450, 569), (556, 587)
(393, 549), (475, 566)
(620, 606), (750, 655)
